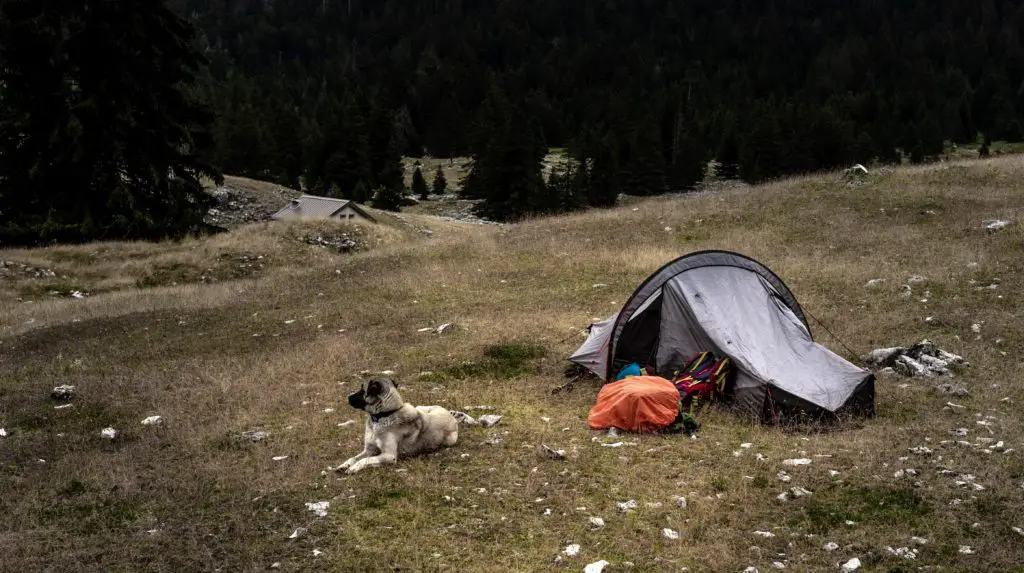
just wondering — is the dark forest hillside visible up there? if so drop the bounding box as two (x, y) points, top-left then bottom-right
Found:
(172, 0), (1024, 204)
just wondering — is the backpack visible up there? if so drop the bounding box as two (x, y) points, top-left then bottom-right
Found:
(671, 351), (732, 416)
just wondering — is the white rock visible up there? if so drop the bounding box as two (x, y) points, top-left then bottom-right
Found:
(323, 408), (335, 413)
(829, 470), (840, 477)
(983, 219), (1010, 230)
(312, 549), (323, 557)
(840, 557), (861, 572)
(284, 319), (296, 324)
(584, 560), (609, 573)
(753, 531), (776, 538)
(589, 516), (605, 528)
(958, 545), (975, 555)
(910, 536), (928, 545)
(288, 527), (306, 539)
(380, 370), (396, 376)
(617, 500), (638, 512)
(100, 427), (119, 439)
(776, 492), (790, 502)
(270, 562), (281, 569)
(886, 547), (917, 560)
(777, 471), (792, 483)
(0, 428), (7, 438)
(772, 562), (786, 569)
(141, 415), (163, 426)
(645, 502), (663, 509)
(54, 404), (73, 410)
(1011, 526), (1024, 536)
(865, 278), (885, 288)
(436, 323), (455, 334)
(782, 458), (812, 466)
(672, 495), (688, 509)
(272, 455), (289, 461)
(907, 275), (928, 283)
(971, 323), (982, 333)
(51, 385), (76, 400)
(417, 327), (434, 332)
(338, 420), (356, 427)
(823, 542), (839, 551)
(662, 528), (680, 540)
(740, 442), (753, 448)
(742, 568), (759, 573)
(909, 446), (933, 455)
(305, 501), (330, 517)
(478, 414), (502, 428)
(562, 543), (581, 557)
(790, 486), (812, 497)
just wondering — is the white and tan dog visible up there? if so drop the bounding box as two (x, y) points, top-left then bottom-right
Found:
(337, 377), (458, 474)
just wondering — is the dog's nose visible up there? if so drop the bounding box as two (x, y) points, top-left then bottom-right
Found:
(347, 391), (365, 409)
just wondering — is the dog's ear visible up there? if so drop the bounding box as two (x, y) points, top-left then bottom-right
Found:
(392, 379), (399, 389)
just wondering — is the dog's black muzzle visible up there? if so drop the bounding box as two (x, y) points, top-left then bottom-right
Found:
(347, 389), (366, 410)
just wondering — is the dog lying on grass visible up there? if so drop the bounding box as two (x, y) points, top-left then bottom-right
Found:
(337, 377), (459, 474)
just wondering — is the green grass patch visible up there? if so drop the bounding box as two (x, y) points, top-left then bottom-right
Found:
(425, 342), (546, 381)
(789, 486), (931, 534)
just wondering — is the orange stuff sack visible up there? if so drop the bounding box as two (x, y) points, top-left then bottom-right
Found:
(587, 376), (680, 433)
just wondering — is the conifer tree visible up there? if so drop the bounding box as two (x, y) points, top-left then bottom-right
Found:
(411, 167), (429, 200)
(0, 0), (222, 244)
(431, 165), (448, 195)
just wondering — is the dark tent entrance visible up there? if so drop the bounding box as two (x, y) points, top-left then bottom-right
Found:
(570, 250), (875, 424)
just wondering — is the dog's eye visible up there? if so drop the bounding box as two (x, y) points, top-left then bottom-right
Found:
(367, 381), (380, 396)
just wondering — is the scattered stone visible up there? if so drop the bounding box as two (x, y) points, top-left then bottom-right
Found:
(478, 414), (502, 428)
(840, 557), (861, 572)
(907, 275), (928, 284)
(909, 446), (933, 455)
(910, 536), (928, 545)
(485, 435), (504, 446)
(982, 219), (1010, 231)
(782, 458), (812, 466)
(753, 531), (776, 538)
(0, 428), (6, 437)
(270, 562), (281, 569)
(617, 500), (638, 512)
(672, 495), (688, 509)
(100, 427), (119, 440)
(824, 542), (839, 551)
(886, 547), (918, 560)
(242, 430), (270, 442)
(828, 470), (841, 477)
(338, 420), (356, 428)
(584, 560), (609, 573)
(272, 455), (289, 461)
(589, 516), (605, 529)
(305, 501), (330, 517)
(302, 233), (362, 254)
(742, 568), (759, 573)
(951, 428), (969, 437)
(937, 382), (969, 397)
(141, 415), (164, 426)
(789, 486), (813, 497)
(288, 528), (306, 540)
(662, 528), (680, 540)
(312, 549), (323, 557)
(562, 543), (581, 557)
(772, 562), (786, 570)
(958, 546), (975, 555)
(541, 444), (565, 459)
(449, 411), (478, 425)
(436, 323), (456, 335)
(1011, 526), (1024, 537)
(51, 385), (76, 400)
(865, 279), (886, 288)
(54, 404), (73, 410)
(865, 340), (966, 378)
(777, 471), (792, 483)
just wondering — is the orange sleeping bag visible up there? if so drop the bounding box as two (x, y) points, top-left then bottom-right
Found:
(587, 375), (679, 433)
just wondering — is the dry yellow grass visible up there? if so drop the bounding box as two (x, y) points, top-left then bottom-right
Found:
(2, 157), (1024, 572)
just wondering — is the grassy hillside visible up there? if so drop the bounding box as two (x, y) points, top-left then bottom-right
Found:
(2, 157), (1023, 572)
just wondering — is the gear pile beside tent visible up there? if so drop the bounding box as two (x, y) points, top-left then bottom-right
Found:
(570, 250), (876, 428)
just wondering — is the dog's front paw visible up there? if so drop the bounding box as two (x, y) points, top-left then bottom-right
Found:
(336, 459), (356, 472)
(345, 460), (367, 474)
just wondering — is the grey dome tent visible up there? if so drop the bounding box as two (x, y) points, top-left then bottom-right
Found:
(569, 250), (875, 423)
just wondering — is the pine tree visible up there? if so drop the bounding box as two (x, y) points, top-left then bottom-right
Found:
(979, 133), (991, 157)
(370, 185), (403, 212)
(411, 167), (429, 200)
(667, 110), (706, 191)
(431, 165), (448, 195)
(0, 0), (222, 244)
